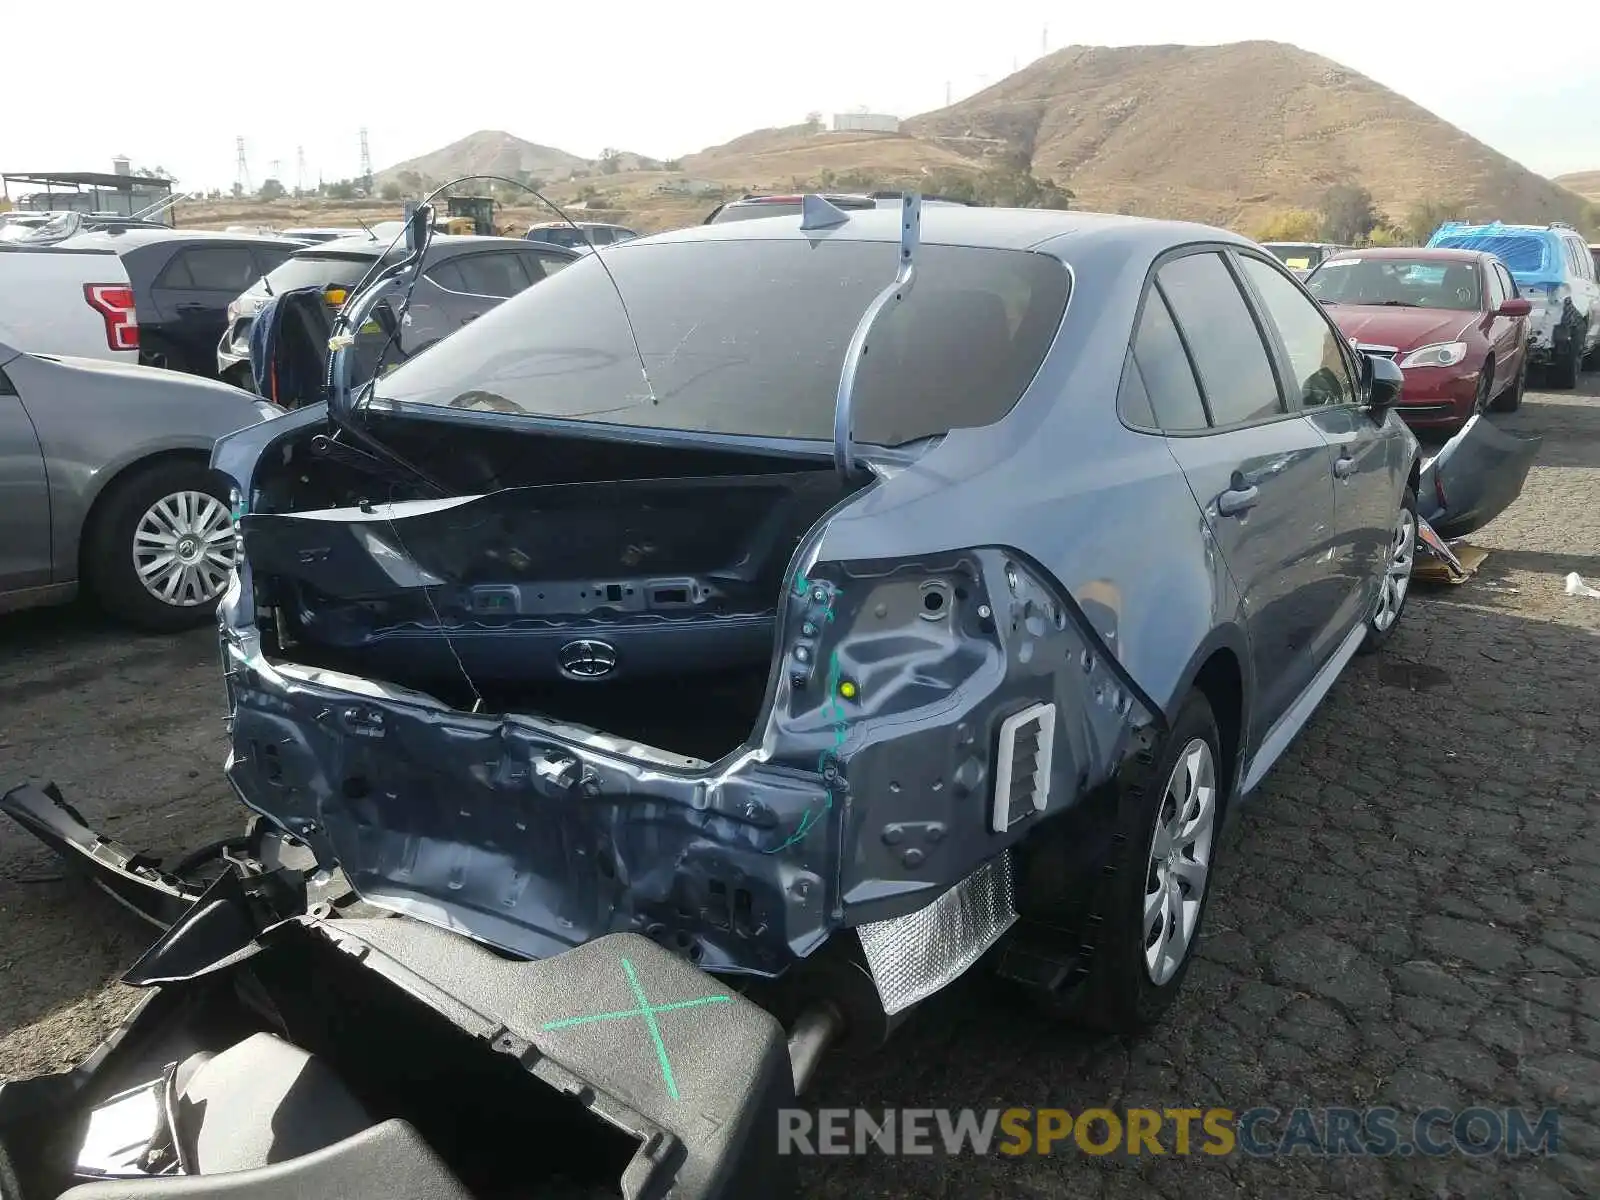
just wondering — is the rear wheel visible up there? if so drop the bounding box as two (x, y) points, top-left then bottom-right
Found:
(1549, 329), (1582, 390)
(1359, 486), (1417, 655)
(1039, 690), (1225, 1034)
(82, 459), (237, 632)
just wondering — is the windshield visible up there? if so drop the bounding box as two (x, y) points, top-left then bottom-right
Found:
(262, 250), (388, 294)
(372, 237), (1070, 445)
(1306, 256), (1483, 311)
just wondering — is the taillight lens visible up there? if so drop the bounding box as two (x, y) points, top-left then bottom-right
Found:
(84, 284), (139, 351)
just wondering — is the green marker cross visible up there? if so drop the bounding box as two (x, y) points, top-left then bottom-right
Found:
(540, 957), (732, 1101)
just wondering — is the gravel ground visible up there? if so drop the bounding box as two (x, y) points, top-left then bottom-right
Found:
(2, 378), (1597, 1198)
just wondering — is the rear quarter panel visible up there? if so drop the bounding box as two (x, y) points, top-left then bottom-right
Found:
(815, 231), (1252, 752)
(0, 246), (135, 362)
(8, 354), (265, 581)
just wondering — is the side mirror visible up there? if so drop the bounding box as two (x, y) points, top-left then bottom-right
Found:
(1497, 297), (1532, 318)
(1363, 352), (1404, 411)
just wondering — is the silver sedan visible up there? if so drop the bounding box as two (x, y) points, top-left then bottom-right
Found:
(0, 338), (278, 630)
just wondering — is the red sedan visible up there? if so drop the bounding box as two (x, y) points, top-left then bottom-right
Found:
(1303, 247), (1531, 434)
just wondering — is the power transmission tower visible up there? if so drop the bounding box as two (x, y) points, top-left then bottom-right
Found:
(296, 146), (307, 194)
(358, 127), (373, 192)
(234, 136), (252, 194)
(1042, 25), (1048, 54)
(269, 159), (283, 183)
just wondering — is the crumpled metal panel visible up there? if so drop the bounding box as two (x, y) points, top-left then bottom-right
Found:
(856, 852), (1017, 1015)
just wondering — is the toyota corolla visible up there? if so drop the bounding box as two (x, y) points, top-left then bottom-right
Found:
(207, 201), (1420, 1040)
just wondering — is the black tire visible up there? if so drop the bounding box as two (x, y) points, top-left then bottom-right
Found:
(1358, 486), (1417, 655)
(1490, 355), (1525, 413)
(1549, 330), (1581, 390)
(81, 458), (235, 633)
(1041, 690), (1226, 1034)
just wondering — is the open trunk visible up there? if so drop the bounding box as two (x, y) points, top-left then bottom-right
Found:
(242, 415), (868, 763)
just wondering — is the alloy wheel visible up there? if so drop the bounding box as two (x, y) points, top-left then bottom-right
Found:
(1143, 738), (1217, 986)
(131, 490), (235, 607)
(1373, 506), (1415, 633)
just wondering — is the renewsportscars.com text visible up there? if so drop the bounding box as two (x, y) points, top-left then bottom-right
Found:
(777, 1106), (1560, 1158)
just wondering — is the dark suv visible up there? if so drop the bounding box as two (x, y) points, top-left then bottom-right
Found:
(55, 228), (305, 378)
(216, 234), (578, 389)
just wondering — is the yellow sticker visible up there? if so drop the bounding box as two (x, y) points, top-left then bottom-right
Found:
(359, 320), (382, 334)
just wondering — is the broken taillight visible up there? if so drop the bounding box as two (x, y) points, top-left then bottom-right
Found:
(84, 284), (139, 351)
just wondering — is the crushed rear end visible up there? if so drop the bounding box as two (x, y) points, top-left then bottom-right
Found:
(209, 208), (1157, 1021)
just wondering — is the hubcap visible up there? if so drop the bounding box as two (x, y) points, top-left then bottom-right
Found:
(1143, 738), (1217, 986)
(1372, 508), (1415, 633)
(132, 491), (235, 607)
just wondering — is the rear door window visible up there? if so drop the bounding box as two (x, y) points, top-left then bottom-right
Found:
(448, 251), (533, 297)
(1237, 255), (1356, 409)
(517, 250), (574, 281)
(1157, 251), (1284, 426)
(1127, 287), (1209, 431)
(161, 246), (261, 292)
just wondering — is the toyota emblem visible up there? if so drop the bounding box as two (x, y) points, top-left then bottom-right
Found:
(558, 639), (618, 680)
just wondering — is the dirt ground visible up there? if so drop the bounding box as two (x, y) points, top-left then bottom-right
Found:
(1, 378), (1598, 1198)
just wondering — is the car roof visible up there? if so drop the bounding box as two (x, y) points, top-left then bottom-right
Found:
(527, 220), (630, 230)
(293, 233), (544, 257)
(631, 205), (1250, 259)
(58, 228), (305, 252)
(1321, 247), (1493, 264)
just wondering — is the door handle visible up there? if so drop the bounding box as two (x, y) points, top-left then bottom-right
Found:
(1217, 485), (1260, 517)
(1333, 455), (1355, 479)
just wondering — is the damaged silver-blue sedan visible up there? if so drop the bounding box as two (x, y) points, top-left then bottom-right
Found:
(208, 197), (1421, 1042)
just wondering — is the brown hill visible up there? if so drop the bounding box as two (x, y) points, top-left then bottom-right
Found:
(899, 41), (1589, 230)
(680, 125), (979, 190)
(1554, 170), (1600, 204)
(374, 130), (590, 189)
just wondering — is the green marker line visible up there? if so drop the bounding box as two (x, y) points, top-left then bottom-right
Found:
(540, 993), (732, 1031)
(623, 957), (679, 1100)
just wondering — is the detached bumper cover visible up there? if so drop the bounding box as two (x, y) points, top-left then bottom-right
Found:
(219, 546), (1158, 978)
(1418, 415), (1542, 540)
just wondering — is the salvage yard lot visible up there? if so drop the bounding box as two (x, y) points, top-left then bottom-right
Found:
(3, 380), (1599, 1198)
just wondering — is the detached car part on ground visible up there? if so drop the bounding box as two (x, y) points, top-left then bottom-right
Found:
(0, 783), (800, 1200)
(2, 200), (1433, 1198)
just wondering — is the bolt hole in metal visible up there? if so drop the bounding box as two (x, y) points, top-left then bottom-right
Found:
(919, 581), (949, 618)
(1143, 738), (1217, 986)
(133, 491), (236, 606)
(1373, 507), (1415, 633)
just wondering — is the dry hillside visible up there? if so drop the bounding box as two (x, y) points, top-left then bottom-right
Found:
(905, 41), (1590, 230)
(1554, 170), (1600, 205)
(373, 130), (590, 190)
(166, 43), (1595, 238)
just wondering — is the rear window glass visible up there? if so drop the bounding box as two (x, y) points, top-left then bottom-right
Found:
(372, 239), (1070, 445)
(1432, 234), (1547, 275)
(263, 251), (385, 294)
(711, 198), (876, 223)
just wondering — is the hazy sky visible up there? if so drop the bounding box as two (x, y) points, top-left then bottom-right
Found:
(3, 3), (1594, 193)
